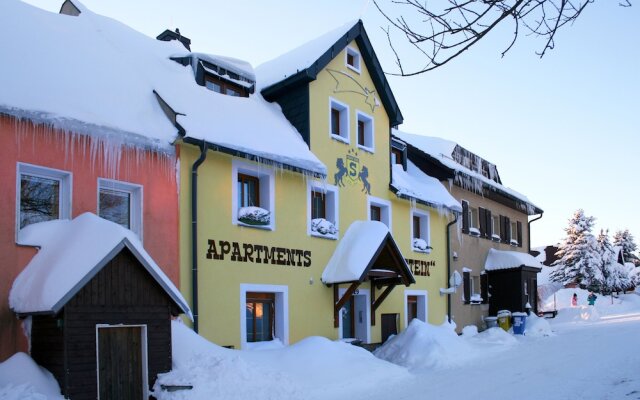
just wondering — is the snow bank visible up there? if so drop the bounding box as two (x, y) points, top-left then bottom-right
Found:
(156, 321), (410, 400)
(374, 319), (477, 370)
(0, 353), (64, 400)
(523, 313), (553, 337)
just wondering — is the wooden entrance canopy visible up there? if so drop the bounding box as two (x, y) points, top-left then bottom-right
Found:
(321, 221), (415, 327)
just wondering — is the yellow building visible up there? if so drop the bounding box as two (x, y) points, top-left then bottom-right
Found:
(177, 21), (461, 349)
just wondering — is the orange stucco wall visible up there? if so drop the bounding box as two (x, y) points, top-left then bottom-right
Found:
(0, 115), (179, 361)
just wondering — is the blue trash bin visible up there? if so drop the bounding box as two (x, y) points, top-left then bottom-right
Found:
(512, 312), (527, 335)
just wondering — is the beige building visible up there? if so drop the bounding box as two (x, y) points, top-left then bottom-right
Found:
(394, 131), (543, 332)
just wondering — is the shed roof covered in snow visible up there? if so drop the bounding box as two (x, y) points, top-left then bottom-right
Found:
(321, 221), (414, 285)
(391, 162), (462, 213)
(9, 213), (192, 318)
(0, 0), (326, 176)
(393, 130), (542, 215)
(484, 248), (543, 271)
(257, 20), (403, 127)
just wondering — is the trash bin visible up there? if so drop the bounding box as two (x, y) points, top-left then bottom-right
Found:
(512, 312), (527, 335)
(484, 316), (498, 329)
(497, 310), (512, 331)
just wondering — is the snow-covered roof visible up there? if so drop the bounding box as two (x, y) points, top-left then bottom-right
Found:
(256, 20), (358, 90)
(321, 221), (412, 284)
(394, 130), (541, 215)
(391, 162), (462, 213)
(9, 213), (192, 318)
(0, 0), (326, 176)
(484, 248), (543, 271)
(194, 52), (256, 82)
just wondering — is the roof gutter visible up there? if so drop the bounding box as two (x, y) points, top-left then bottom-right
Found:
(446, 212), (459, 323)
(528, 212), (544, 253)
(191, 140), (208, 333)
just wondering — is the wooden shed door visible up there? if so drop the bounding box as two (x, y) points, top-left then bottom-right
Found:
(381, 313), (398, 343)
(97, 326), (147, 400)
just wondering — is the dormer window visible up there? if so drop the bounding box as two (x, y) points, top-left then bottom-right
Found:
(204, 75), (247, 97)
(345, 47), (361, 73)
(390, 138), (407, 170)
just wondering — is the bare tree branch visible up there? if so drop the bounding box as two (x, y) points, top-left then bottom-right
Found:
(373, 0), (631, 76)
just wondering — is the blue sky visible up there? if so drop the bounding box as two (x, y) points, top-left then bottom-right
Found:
(24, 0), (640, 248)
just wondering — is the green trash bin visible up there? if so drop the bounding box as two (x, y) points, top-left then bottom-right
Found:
(497, 310), (512, 331)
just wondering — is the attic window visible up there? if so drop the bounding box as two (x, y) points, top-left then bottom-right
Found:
(204, 75), (247, 97)
(345, 47), (361, 73)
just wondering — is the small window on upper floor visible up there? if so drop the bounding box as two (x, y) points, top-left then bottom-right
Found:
(329, 98), (349, 143)
(205, 75), (247, 97)
(17, 163), (72, 237)
(345, 46), (361, 73)
(368, 196), (391, 229)
(232, 160), (275, 230)
(308, 182), (339, 239)
(461, 200), (480, 236)
(411, 210), (431, 253)
(98, 178), (143, 239)
(390, 138), (407, 171)
(356, 111), (374, 152)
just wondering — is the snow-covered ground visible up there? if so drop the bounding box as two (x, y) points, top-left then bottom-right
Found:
(2, 289), (639, 400)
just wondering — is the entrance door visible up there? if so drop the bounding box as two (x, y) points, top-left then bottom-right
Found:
(97, 326), (147, 400)
(341, 294), (368, 343)
(381, 313), (399, 343)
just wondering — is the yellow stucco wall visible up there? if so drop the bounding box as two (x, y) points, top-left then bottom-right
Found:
(179, 40), (452, 348)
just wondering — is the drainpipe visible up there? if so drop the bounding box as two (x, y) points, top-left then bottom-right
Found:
(528, 212), (543, 253)
(446, 212), (459, 323)
(191, 140), (208, 332)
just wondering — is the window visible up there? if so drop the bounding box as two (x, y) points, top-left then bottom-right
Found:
(356, 111), (374, 152)
(329, 98), (349, 143)
(232, 161), (274, 230)
(491, 214), (501, 242)
(368, 196), (391, 228)
(461, 200), (479, 236)
(17, 163), (71, 234)
(411, 209), (431, 253)
(308, 182), (339, 239)
(404, 290), (428, 328)
(204, 75), (247, 97)
(510, 221), (518, 245)
(345, 46), (361, 73)
(98, 179), (142, 238)
(478, 207), (492, 239)
(391, 148), (404, 165)
(240, 284), (288, 349)
(245, 292), (275, 343)
(205, 80), (222, 93)
(463, 270), (482, 304)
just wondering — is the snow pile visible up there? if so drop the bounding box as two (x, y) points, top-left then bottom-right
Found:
(155, 321), (410, 400)
(311, 218), (338, 237)
(238, 206), (270, 226)
(0, 353), (64, 400)
(469, 327), (518, 346)
(374, 319), (476, 370)
(523, 313), (553, 337)
(461, 325), (478, 337)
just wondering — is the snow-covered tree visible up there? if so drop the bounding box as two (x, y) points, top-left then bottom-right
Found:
(595, 229), (631, 293)
(550, 209), (600, 288)
(613, 229), (639, 266)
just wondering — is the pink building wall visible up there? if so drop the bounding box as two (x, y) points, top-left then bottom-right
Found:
(0, 115), (180, 361)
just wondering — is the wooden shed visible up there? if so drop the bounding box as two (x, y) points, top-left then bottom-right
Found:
(484, 249), (542, 315)
(10, 213), (191, 400)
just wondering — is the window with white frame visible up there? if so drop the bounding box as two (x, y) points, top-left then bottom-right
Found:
(98, 178), (143, 238)
(510, 220), (518, 245)
(368, 196), (391, 229)
(411, 209), (431, 253)
(404, 290), (428, 328)
(240, 284), (288, 349)
(491, 214), (501, 242)
(345, 46), (361, 73)
(329, 98), (349, 143)
(17, 163), (71, 233)
(356, 111), (374, 152)
(468, 205), (480, 236)
(232, 160), (275, 230)
(308, 182), (339, 239)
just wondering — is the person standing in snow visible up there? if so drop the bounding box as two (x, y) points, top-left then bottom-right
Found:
(587, 292), (597, 306)
(571, 293), (578, 307)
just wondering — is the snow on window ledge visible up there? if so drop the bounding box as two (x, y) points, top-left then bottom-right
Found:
(491, 234), (501, 242)
(330, 134), (350, 145)
(468, 227), (481, 237)
(509, 239), (519, 246)
(412, 238), (432, 254)
(470, 293), (483, 304)
(238, 206), (272, 229)
(310, 218), (338, 240)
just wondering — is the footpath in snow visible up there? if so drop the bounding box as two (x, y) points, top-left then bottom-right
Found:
(2, 289), (639, 400)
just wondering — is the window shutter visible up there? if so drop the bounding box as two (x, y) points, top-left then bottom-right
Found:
(517, 221), (523, 248)
(462, 201), (469, 234)
(479, 208), (487, 238)
(481, 274), (489, 304)
(486, 209), (493, 238)
(502, 216), (511, 243)
(499, 215), (505, 242)
(463, 271), (471, 304)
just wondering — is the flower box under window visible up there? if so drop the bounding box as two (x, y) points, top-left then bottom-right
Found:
(311, 218), (338, 238)
(238, 206), (270, 226)
(412, 238), (432, 253)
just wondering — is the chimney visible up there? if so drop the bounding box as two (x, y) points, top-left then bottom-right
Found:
(156, 28), (191, 51)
